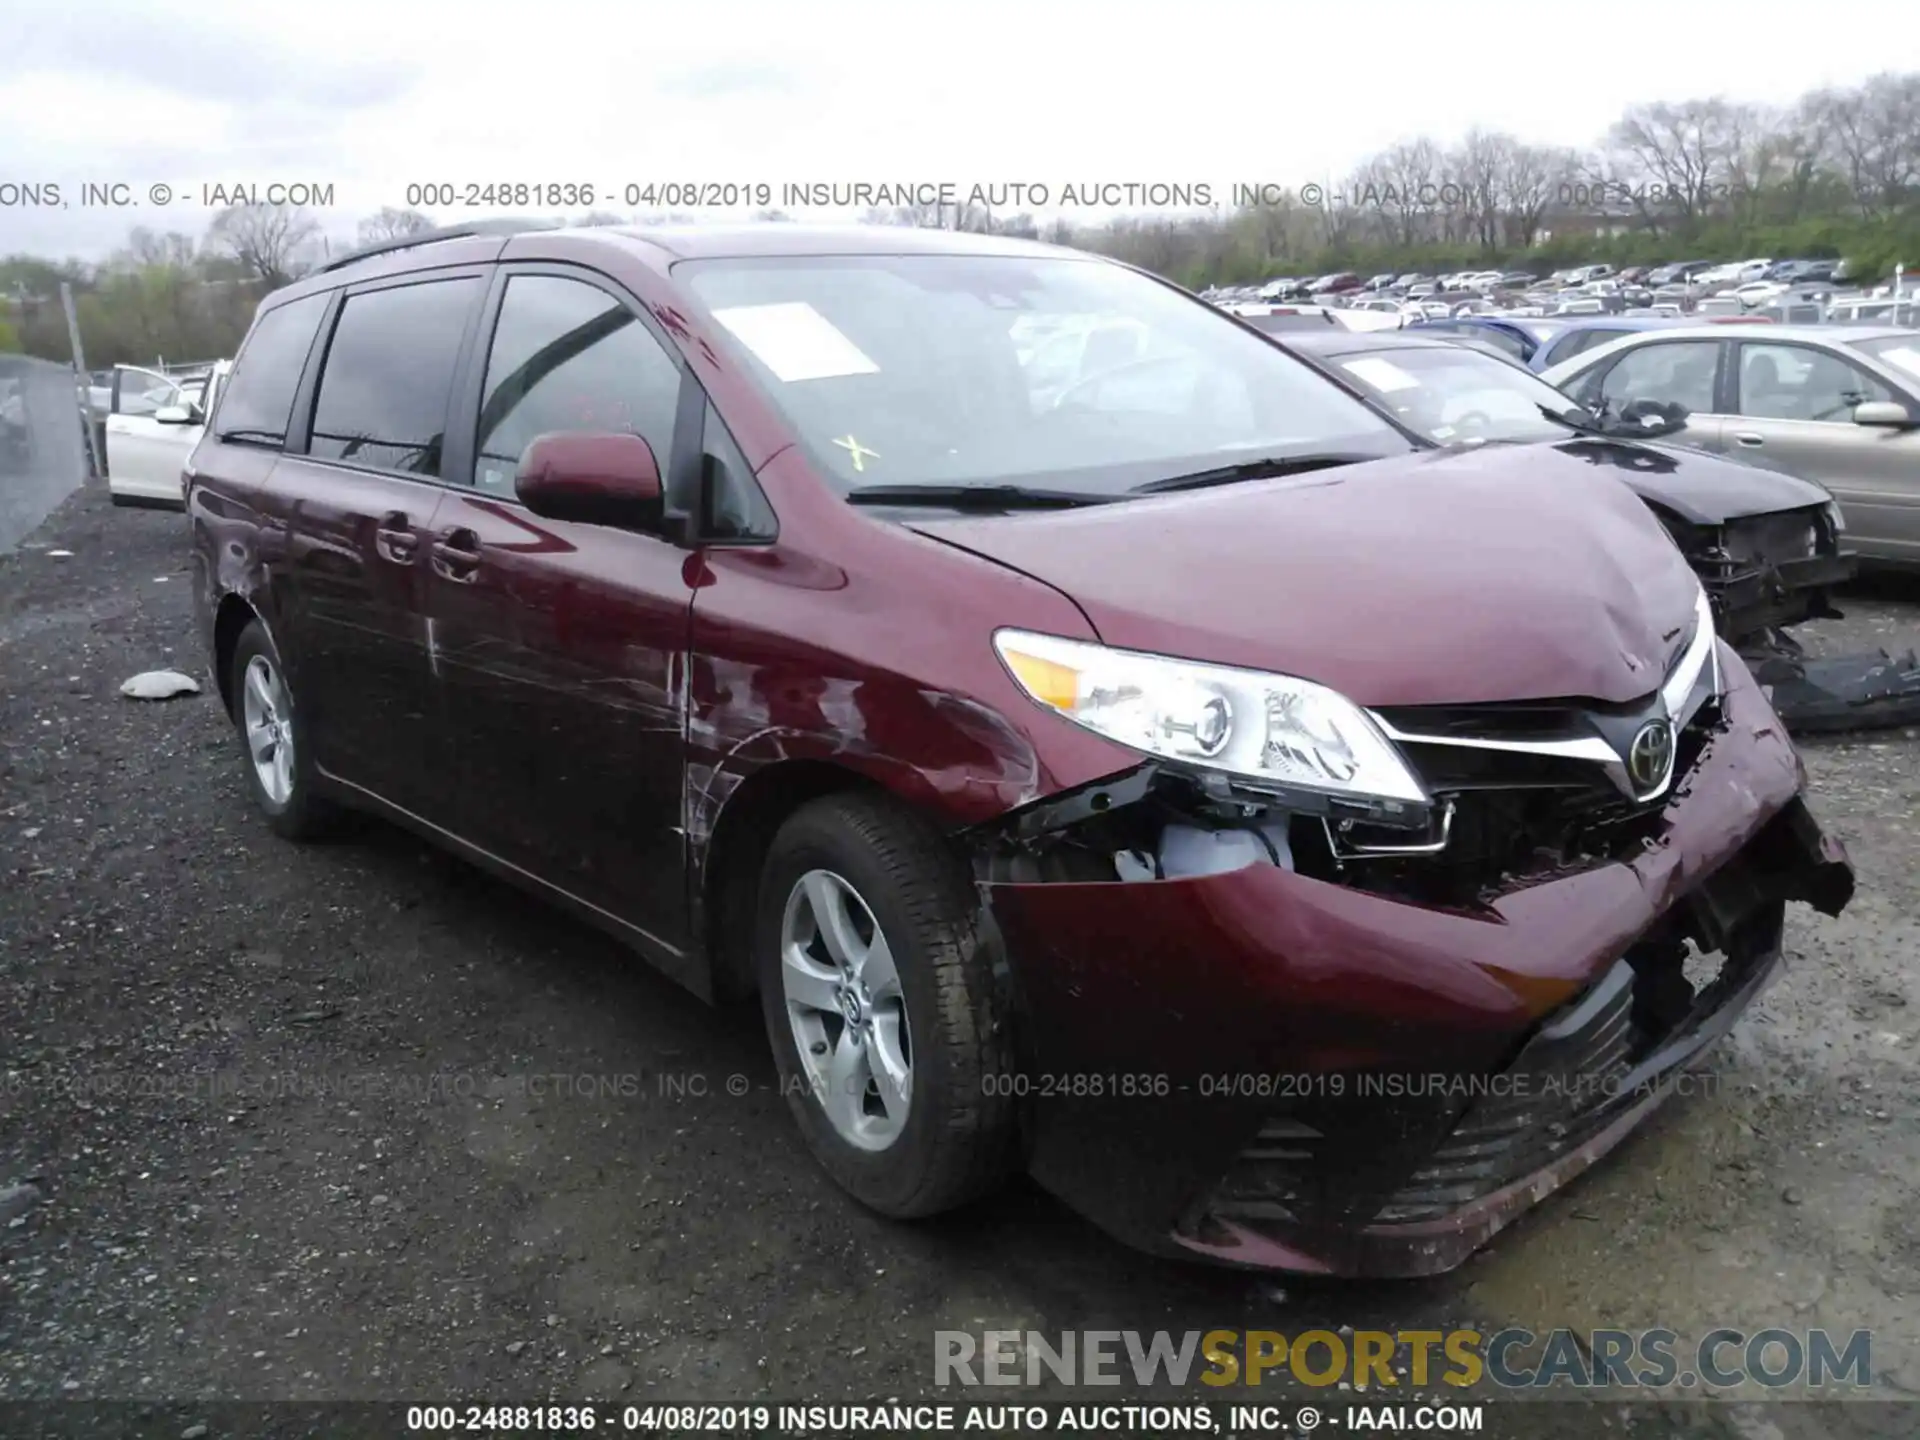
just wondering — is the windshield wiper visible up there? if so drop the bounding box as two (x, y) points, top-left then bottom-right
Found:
(1129, 453), (1374, 495)
(844, 483), (1118, 510)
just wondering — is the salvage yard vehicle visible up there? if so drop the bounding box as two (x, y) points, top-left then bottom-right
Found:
(187, 222), (1853, 1278)
(105, 361), (229, 509)
(1543, 325), (1920, 568)
(1271, 329), (1855, 654)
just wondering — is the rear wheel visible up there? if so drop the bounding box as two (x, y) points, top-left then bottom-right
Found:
(756, 793), (1018, 1216)
(229, 619), (342, 839)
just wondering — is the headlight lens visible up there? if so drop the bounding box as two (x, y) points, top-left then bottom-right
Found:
(993, 629), (1430, 811)
(1822, 500), (1846, 535)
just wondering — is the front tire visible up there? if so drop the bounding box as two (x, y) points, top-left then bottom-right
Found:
(229, 619), (342, 839)
(756, 793), (1018, 1217)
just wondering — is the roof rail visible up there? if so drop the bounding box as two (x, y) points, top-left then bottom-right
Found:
(313, 217), (568, 276)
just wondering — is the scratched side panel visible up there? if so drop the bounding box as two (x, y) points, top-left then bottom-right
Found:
(189, 442), (284, 691)
(682, 450), (1148, 925)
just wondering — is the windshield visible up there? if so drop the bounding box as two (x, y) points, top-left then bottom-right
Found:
(1848, 337), (1920, 384)
(676, 254), (1406, 495)
(1324, 344), (1588, 444)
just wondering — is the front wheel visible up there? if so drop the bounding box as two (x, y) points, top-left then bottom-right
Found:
(756, 793), (1018, 1217)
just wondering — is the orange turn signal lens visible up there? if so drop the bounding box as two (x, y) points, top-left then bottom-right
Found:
(1002, 649), (1081, 711)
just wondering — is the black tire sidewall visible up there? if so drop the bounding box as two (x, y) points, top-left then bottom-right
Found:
(756, 806), (975, 1216)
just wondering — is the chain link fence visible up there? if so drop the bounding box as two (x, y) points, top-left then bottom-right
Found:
(0, 354), (91, 556)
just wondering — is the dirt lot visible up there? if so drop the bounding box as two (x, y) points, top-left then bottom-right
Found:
(2, 481), (1917, 1439)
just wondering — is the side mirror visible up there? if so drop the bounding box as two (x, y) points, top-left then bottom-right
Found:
(1852, 401), (1915, 428)
(154, 404), (198, 425)
(514, 431), (664, 530)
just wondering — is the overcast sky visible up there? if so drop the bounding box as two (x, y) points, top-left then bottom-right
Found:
(3, 0), (1917, 259)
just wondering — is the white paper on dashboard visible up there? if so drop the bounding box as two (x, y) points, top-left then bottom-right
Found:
(710, 302), (880, 382)
(1873, 345), (1920, 380)
(1343, 356), (1420, 392)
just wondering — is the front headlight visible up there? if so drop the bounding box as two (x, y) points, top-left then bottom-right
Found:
(993, 629), (1430, 819)
(1822, 500), (1846, 536)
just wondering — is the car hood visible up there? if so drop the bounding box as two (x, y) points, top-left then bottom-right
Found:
(906, 446), (1704, 708)
(1557, 436), (1832, 522)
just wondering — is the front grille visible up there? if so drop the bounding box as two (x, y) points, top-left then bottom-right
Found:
(1325, 697), (1717, 907)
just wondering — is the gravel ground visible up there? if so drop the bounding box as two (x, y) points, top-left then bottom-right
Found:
(2, 480), (1917, 1439)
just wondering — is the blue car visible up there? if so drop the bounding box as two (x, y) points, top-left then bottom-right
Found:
(1405, 315), (1710, 373)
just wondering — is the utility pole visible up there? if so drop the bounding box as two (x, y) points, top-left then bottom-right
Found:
(60, 282), (104, 479)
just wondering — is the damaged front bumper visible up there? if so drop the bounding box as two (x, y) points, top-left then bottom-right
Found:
(1712, 550), (1854, 642)
(973, 651), (1853, 1277)
(1678, 506), (1853, 647)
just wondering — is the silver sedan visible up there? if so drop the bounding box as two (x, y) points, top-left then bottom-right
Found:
(1543, 325), (1920, 567)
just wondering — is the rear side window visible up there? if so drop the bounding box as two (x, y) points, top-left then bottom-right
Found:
(309, 278), (481, 476)
(215, 293), (328, 447)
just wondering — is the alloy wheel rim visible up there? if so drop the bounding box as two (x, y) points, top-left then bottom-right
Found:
(241, 654), (294, 805)
(779, 868), (912, 1151)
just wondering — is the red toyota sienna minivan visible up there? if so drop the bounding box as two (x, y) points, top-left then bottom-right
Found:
(186, 222), (1853, 1276)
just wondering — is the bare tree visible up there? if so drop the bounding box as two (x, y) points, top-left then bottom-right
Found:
(356, 207), (435, 245)
(1603, 99), (1749, 231)
(209, 204), (321, 286)
(1808, 72), (1920, 218)
(1348, 139), (1446, 249)
(1499, 142), (1578, 249)
(116, 227), (202, 271)
(1446, 130), (1512, 251)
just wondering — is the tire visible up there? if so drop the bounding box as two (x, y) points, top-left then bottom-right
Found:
(756, 792), (1018, 1217)
(228, 619), (343, 840)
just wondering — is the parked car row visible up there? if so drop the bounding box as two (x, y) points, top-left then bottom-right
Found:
(172, 219), (1855, 1280)
(1201, 258), (1915, 333)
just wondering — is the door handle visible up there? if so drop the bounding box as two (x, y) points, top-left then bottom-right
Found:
(1733, 432), (1765, 446)
(374, 510), (418, 562)
(430, 527), (482, 582)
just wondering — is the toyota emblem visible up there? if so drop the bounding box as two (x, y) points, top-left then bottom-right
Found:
(1627, 718), (1676, 795)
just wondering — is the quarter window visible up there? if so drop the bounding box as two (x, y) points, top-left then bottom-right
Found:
(471, 275), (682, 496)
(215, 293), (329, 447)
(309, 278), (481, 476)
